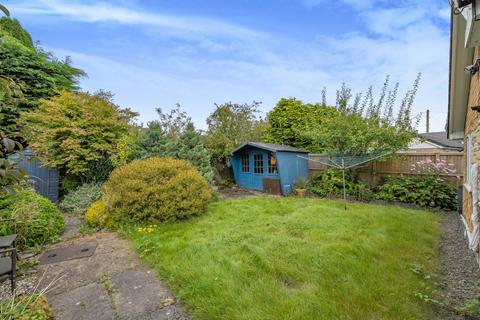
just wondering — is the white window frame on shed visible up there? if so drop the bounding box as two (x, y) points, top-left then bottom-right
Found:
(466, 134), (473, 191)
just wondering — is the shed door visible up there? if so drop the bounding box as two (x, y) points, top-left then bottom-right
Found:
(252, 153), (265, 190)
(237, 152), (253, 189)
(263, 178), (281, 195)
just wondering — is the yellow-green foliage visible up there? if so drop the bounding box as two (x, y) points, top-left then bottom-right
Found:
(85, 199), (107, 228)
(104, 157), (214, 224)
(20, 91), (131, 176)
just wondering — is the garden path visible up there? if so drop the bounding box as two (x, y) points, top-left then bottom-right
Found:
(436, 212), (480, 319)
(1, 213), (189, 320)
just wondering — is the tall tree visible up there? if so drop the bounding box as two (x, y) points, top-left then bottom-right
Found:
(20, 91), (132, 178)
(266, 98), (336, 148)
(267, 75), (420, 155)
(0, 17), (32, 48)
(171, 123), (214, 182)
(136, 121), (172, 159)
(0, 17), (85, 109)
(136, 122), (214, 181)
(0, 16), (85, 144)
(205, 101), (267, 165)
(155, 103), (192, 141)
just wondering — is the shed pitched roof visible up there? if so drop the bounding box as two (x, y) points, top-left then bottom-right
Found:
(231, 141), (308, 154)
(418, 132), (463, 150)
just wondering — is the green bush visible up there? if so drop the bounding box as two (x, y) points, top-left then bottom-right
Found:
(103, 157), (214, 224)
(307, 168), (373, 201)
(0, 190), (64, 249)
(85, 199), (107, 228)
(59, 183), (102, 215)
(376, 175), (458, 210)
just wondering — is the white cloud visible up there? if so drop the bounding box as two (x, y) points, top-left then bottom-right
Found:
(9, 0), (265, 40)
(438, 7), (451, 21)
(360, 6), (429, 36)
(299, 0), (377, 10)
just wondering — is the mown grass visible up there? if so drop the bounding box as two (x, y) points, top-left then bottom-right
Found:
(128, 197), (440, 320)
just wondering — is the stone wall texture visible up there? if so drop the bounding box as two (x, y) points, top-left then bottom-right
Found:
(464, 48), (480, 238)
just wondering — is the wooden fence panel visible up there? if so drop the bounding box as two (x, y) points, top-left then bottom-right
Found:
(308, 151), (464, 187)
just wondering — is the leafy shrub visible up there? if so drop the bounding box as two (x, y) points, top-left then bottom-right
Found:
(85, 199), (107, 228)
(59, 183), (102, 215)
(0, 190), (64, 249)
(376, 175), (458, 210)
(20, 91), (131, 177)
(137, 121), (214, 182)
(0, 294), (54, 320)
(103, 157), (214, 224)
(307, 168), (373, 201)
(294, 177), (307, 189)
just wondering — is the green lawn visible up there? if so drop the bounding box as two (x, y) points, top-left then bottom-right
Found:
(128, 197), (440, 320)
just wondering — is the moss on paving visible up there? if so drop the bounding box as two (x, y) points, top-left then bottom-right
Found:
(128, 197), (440, 320)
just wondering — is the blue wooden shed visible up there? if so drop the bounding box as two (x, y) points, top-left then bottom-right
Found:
(8, 149), (60, 202)
(230, 142), (309, 195)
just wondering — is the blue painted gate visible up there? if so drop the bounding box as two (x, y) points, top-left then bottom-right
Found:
(8, 150), (60, 202)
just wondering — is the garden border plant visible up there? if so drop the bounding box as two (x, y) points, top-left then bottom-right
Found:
(0, 190), (64, 250)
(376, 159), (458, 211)
(103, 157), (214, 225)
(59, 183), (102, 216)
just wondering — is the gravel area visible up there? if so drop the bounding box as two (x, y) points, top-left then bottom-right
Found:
(436, 212), (480, 319)
(217, 186), (269, 200)
(0, 268), (41, 301)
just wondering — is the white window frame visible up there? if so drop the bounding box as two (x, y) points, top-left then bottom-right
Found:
(466, 134), (473, 192)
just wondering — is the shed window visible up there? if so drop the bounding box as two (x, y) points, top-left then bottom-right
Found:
(241, 153), (250, 172)
(254, 154), (264, 174)
(268, 152), (278, 174)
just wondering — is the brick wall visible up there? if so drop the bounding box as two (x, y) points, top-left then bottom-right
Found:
(464, 48), (480, 234)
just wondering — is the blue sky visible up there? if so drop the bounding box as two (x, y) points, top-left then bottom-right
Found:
(7, 0), (451, 131)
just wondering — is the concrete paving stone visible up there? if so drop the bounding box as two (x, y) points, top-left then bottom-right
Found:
(48, 282), (116, 320)
(130, 305), (190, 320)
(110, 269), (172, 319)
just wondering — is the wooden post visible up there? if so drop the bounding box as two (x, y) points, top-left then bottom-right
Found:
(426, 109), (430, 133)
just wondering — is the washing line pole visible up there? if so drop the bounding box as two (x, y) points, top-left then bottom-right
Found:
(296, 151), (392, 212)
(342, 158), (347, 210)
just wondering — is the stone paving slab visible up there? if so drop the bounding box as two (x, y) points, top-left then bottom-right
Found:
(135, 305), (189, 320)
(47, 282), (116, 320)
(111, 269), (177, 319)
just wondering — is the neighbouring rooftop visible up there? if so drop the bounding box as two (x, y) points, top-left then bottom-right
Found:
(418, 132), (464, 151)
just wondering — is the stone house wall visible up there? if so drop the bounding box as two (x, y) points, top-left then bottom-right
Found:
(463, 47), (480, 256)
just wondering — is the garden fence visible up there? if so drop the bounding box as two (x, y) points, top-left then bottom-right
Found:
(308, 151), (464, 187)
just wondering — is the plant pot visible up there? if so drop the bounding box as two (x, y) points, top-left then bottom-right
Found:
(295, 188), (307, 197)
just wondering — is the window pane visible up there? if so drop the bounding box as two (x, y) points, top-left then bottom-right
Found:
(268, 152), (278, 174)
(254, 154), (264, 174)
(242, 153), (250, 172)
